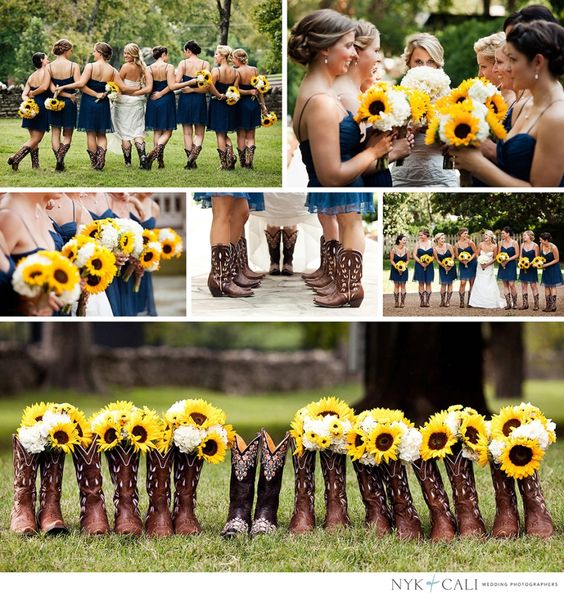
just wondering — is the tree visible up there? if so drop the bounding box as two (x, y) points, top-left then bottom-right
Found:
(253, 0), (282, 72)
(487, 323), (523, 399)
(14, 17), (48, 83)
(217, 0), (232, 44)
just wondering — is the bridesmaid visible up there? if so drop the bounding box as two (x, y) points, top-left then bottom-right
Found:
(389, 234), (409, 308)
(0, 231), (17, 315)
(289, 9), (393, 187)
(455, 21), (564, 186)
(497, 226), (519, 310)
(207, 45), (239, 170)
(474, 32), (506, 86)
(454, 228), (477, 308)
(176, 40), (210, 170)
(539, 232), (563, 312)
(7, 52), (51, 171)
(492, 40), (517, 108)
(57, 42), (129, 170)
(412, 228), (434, 307)
(519, 229), (540, 311)
(434, 232), (457, 307)
(144, 46), (178, 169)
(232, 48), (267, 169)
(48, 39), (80, 171)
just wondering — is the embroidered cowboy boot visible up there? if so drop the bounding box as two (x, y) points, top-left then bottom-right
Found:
(37, 449), (69, 534)
(145, 448), (174, 537)
(282, 229), (298, 276)
(30, 147), (40, 169)
(10, 435), (38, 535)
(207, 244), (253, 297)
(400, 292), (406, 308)
(122, 145), (132, 166)
(382, 460), (423, 539)
(446, 290), (452, 307)
(237, 147), (247, 168)
(310, 240), (340, 295)
(265, 229), (282, 275)
(135, 141), (147, 169)
(490, 462), (519, 537)
(314, 249), (364, 308)
(157, 145), (165, 169)
(231, 242), (260, 289)
(353, 461), (392, 536)
(320, 450), (351, 530)
(55, 143), (71, 172)
(87, 149), (97, 168)
(246, 145), (256, 168)
(517, 471), (554, 537)
(221, 434), (260, 538)
(250, 430), (290, 537)
(188, 144), (202, 169)
(145, 144), (165, 170)
(8, 145), (31, 171)
(72, 437), (110, 535)
(94, 146), (107, 171)
(172, 449), (204, 535)
(520, 294), (529, 310)
(459, 292), (465, 308)
(302, 236), (325, 281)
(288, 440), (316, 534)
(225, 144), (236, 169)
(533, 294), (540, 311)
(238, 236), (264, 280)
(394, 293), (400, 308)
(217, 148), (229, 170)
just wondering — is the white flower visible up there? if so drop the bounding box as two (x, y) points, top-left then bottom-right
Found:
(75, 242), (96, 269)
(400, 66), (451, 100)
(445, 412), (461, 437)
(59, 284), (81, 306)
(159, 228), (175, 242)
(42, 410), (72, 430)
(173, 424), (205, 453)
(360, 416), (377, 435)
(461, 446), (478, 462)
(18, 423), (49, 453)
(11, 254), (52, 298)
(303, 417), (331, 438)
(485, 420), (492, 438)
(468, 79), (497, 104)
(206, 424), (228, 445)
(167, 400), (187, 416)
(489, 438), (506, 462)
(372, 87), (411, 131)
(398, 428), (422, 463)
(511, 420), (550, 450)
(478, 254), (492, 265)
(99, 225), (119, 250)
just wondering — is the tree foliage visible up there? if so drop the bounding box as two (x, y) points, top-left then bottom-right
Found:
(13, 17), (48, 84)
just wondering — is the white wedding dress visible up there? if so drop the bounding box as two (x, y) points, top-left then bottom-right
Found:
(110, 79), (146, 141)
(468, 251), (505, 308)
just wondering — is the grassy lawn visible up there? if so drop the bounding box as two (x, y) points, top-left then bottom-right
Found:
(0, 119), (281, 187)
(0, 384), (562, 572)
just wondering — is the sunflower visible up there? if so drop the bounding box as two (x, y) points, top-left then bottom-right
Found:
(80, 221), (102, 241)
(355, 84), (391, 124)
(518, 257), (531, 270)
(21, 260), (49, 287)
(424, 113), (440, 145)
(20, 401), (54, 426)
(442, 257), (455, 268)
(499, 436), (544, 479)
(531, 256), (546, 269)
(328, 418), (344, 438)
(118, 231), (135, 255)
(420, 414), (457, 460)
(182, 399), (225, 428)
(197, 432), (227, 463)
(84, 247), (116, 278)
(359, 407), (410, 425)
(405, 88), (432, 123)
(459, 412), (487, 451)
(346, 429), (368, 461)
(139, 243), (162, 270)
(485, 93), (508, 122)
(448, 79), (473, 105)
(366, 423), (402, 464)
(124, 409), (160, 453)
(442, 106), (481, 147)
(225, 86), (240, 106)
(395, 260), (407, 272)
(474, 433), (491, 467)
(142, 229), (158, 246)
(306, 397), (354, 421)
(48, 420), (80, 454)
(195, 69), (212, 88)
(45, 253), (80, 296)
(458, 251), (472, 263)
(45, 97), (65, 111)
(94, 417), (122, 451)
(67, 407), (93, 447)
(156, 420), (174, 453)
(83, 273), (112, 294)
(100, 401), (137, 427)
(261, 111), (277, 127)
(491, 406), (527, 438)
(420, 254), (434, 264)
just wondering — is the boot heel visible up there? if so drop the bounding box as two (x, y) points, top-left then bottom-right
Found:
(209, 286), (223, 298)
(349, 296), (364, 308)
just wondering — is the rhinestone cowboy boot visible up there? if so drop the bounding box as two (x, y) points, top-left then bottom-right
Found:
(10, 434), (39, 535)
(145, 448), (174, 537)
(172, 449), (204, 535)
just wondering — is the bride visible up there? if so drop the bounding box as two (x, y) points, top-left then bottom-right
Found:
(469, 230), (505, 308)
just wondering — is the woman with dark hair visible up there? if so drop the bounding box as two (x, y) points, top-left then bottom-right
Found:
(57, 42), (130, 170)
(389, 233), (409, 308)
(503, 4), (558, 33)
(455, 21), (564, 186)
(519, 229), (540, 310)
(539, 232), (563, 312)
(454, 228), (477, 308)
(434, 232), (457, 307)
(176, 40), (211, 169)
(8, 52), (51, 171)
(412, 228), (434, 307)
(497, 226), (519, 309)
(48, 39), (80, 171)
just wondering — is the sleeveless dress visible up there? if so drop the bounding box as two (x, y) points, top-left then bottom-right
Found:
(177, 61), (208, 126)
(208, 74), (236, 133)
(111, 79), (146, 140)
(541, 250), (563, 287)
(437, 249), (457, 285)
(519, 246), (538, 284)
(389, 251), (408, 283)
(194, 192), (265, 211)
(130, 213), (157, 316)
(413, 246), (434, 282)
(23, 86), (50, 132)
(305, 193), (374, 215)
(145, 73), (177, 131)
(235, 83), (261, 130)
(50, 201), (77, 244)
(78, 79), (113, 133)
(0, 255), (17, 315)
(363, 168), (392, 188)
(497, 244), (517, 281)
(48, 65), (77, 129)
(469, 250), (505, 308)
(457, 244), (477, 280)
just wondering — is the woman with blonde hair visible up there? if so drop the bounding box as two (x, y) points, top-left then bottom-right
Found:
(469, 230), (505, 308)
(474, 32), (506, 85)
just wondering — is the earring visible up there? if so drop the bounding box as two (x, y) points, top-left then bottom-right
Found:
(324, 56), (328, 65)
(534, 71), (539, 80)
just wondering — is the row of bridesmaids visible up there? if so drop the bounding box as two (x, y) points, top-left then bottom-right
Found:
(289, 6), (564, 187)
(389, 227), (562, 311)
(0, 193), (160, 316)
(8, 39), (269, 172)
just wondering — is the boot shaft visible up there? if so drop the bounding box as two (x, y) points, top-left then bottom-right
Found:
(288, 441), (316, 533)
(246, 145), (256, 168)
(490, 462), (520, 538)
(382, 460), (423, 539)
(38, 449), (69, 534)
(353, 461), (392, 533)
(265, 229), (282, 269)
(172, 449), (204, 535)
(11, 435), (39, 534)
(282, 230), (298, 266)
(146, 448), (174, 536)
(517, 471), (554, 537)
(319, 450), (350, 528)
(30, 148), (40, 169)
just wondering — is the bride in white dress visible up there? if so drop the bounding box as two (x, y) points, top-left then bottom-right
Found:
(469, 230), (505, 308)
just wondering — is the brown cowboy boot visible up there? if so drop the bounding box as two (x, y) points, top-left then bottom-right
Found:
(172, 450), (204, 535)
(288, 441), (316, 534)
(459, 292), (465, 308)
(231, 242), (260, 288)
(94, 146), (107, 171)
(135, 141), (147, 169)
(504, 293), (512, 310)
(439, 293), (446, 307)
(10, 435), (38, 535)
(250, 430), (290, 537)
(72, 438), (110, 535)
(207, 244), (253, 297)
(87, 149), (97, 168)
(394, 292), (400, 308)
(221, 434), (260, 538)
(382, 460), (423, 539)
(282, 229), (298, 276)
(105, 446), (143, 535)
(308, 240), (340, 292)
(237, 147), (247, 168)
(518, 471), (554, 537)
(551, 294), (557, 312)
(353, 461), (392, 536)
(145, 144), (164, 170)
(157, 145), (165, 169)
(188, 144), (202, 169)
(183, 148), (191, 169)
(217, 148), (229, 170)
(314, 249), (364, 308)
(7, 145), (31, 171)
(30, 148), (40, 169)
(446, 291), (452, 307)
(238, 236), (264, 280)
(490, 462), (519, 537)
(55, 143), (71, 172)
(122, 145), (132, 166)
(145, 448), (174, 537)
(246, 145), (256, 168)
(320, 450), (351, 530)
(420, 292), (426, 307)
(424, 291), (431, 307)
(443, 448), (486, 537)
(412, 458), (456, 541)
(37, 450), (69, 534)
(533, 294), (540, 311)
(225, 144), (236, 169)
(265, 229), (282, 275)
(400, 292), (406, 308)
(302, 236), (325, 281)
(520, 294), (529, 310)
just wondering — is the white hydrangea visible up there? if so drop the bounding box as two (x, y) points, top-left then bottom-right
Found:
(373, 88), (411, 131)
(18, 423), (49, 453)
(468, 79), (497, 104)
(75, 242), (96, 269)
(206, 424), (228, 446)
(511, 420), (550, 451)
(400, 66), (451, 100)
(174, 424), (205, 453)
(445, 412), (461, 437)
(398, 428), (422, 463)
(59, 284), (81, 306)
(99, 224), (119, 250)
(478, 254), (493, 265)
(42, 410), (72, 430)
(159, 228), (175, 242)
(485, 420), (492, 438)
(489, 438), (506, 462)
(11, 254), (52, 298)
(359, 415), (377, 435)
(303, 417), (331, 438)
(167, 400), (187, 416)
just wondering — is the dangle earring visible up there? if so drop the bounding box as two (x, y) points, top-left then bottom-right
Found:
(324, 54), (328, 65)
(534, 70), (539, 80)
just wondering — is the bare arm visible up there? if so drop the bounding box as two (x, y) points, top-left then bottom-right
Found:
(389, 247), (395, 266)
(544, 245), (561, 268)
(132, 67), (153, 96)
(508, 240), (519, 262)
(28, 71), (51, 97)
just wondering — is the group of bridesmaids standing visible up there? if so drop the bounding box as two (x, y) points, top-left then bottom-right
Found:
(8, 39), (270, 173)
(389, 227), (563, 312)
(0, 192), (160, 317)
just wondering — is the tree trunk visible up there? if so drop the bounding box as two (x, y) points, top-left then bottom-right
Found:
(92, 322), (145, 347)
(216, 0), (232, 45)
(487, 322), (524, 399)
(359, 322), (489, 424)
(483, 0), (491, 17)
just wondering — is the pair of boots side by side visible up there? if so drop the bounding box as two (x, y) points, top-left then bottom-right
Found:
(237, 145), (256, 169)
(221, 430), (290, 538)
(265, 228), (298, 276)
(314, 244), (364, 308)
(208, 242), (258, 298)
(8, 146), (41, 171)
(217, 145), (237, 170)
(86, 146), (107, 170)
(184, 145), (202, 169)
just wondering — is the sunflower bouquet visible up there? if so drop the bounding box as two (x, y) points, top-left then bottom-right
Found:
(225, 86), (240, 106)
(478, 253), (493, 266)
(18, 98), (40, 119)
(442, 257), (455, 268)
(105, 81), (120, 102)
(458, 251), (472, 266)
(250, 74), (271, 94)
(420, 254), (433, 265)
(394, 260), (408, 273)
(437, 405), (490, 465)
(157, 227), (184, 260)
(290, 397), (354, 456)
(346, 408), (422, 466)
(261, 111), (278, 128)
(488, 403), (556, 479)
(164, 399), (234, 464)
(355, 81), (411, 132)
(531, 256), (546, 269)
(44, 97), (65, 111)
(518, 257), (531, 270)
(11, 250), (81, 309)
(195, 69), (212, 89)
(496, 252), (510, 265)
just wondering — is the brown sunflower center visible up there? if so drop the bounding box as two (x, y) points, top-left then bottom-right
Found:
(509, 444), (533, 467)
(502, 419), (521, 437)
(429, 431), (448, 450)
(190, 412), (207, 426)
(53, 430), (69, 444)
(87, 275), (102, 286)
(319, 410), (336, 418)
(369, 100), (385, 115)
(91, 258), (102, 270)
(163, 244), (172, 254)
(355, 434), (364, 447)
(132, 425), (148, 442)
(30, 270), (43, 279)
(54, 268), (69, 284)
(35, 415), (43, 422)
(375, 432), (394, 451)
(202, 439), (218, 456)
(104, 428), (118, 443)
(143, 252), (154, 262)
(465, 426), (479, 444)
(454, 123), (471, 139)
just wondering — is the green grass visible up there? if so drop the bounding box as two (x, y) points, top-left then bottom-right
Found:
(0, 119), (281, 187)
